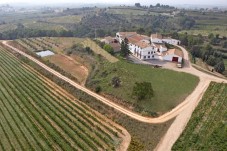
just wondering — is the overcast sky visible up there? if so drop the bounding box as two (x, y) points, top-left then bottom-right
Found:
(0, 0), (226, 6)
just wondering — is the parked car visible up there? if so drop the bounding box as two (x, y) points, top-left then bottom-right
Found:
(177, 63), (182, 68)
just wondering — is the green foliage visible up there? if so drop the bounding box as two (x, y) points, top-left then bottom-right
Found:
(103, 44), (114, 55)
(111, 76), (121, 88)
(214, 61), (225, 73)
(173, 82), (227, 151)
(0, 46), (122, 150)
(120, 39), (130, 57)
(95, 86), (102, 93)
(136, 27), (145, 34)
(223, 41), (227, 48)
(132, 82), (154, 100)
(208, 33), (214, 39)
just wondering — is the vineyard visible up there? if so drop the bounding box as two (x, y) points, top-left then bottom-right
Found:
(0, 45), (126, 151)
(172, 82), (227, 150)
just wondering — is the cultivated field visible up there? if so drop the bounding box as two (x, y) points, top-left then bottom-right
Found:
(180, 11), (227, 37)
(0, 45), (126, 151)
(172, 82), (227, 150)
(46, 54), (88, 84)
(15, 37), (198, 116)
(45, 15), (82, 24)
(81, 39), (119, 63)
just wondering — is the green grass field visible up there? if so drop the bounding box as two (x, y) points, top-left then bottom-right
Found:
(87, 60), (199, 115)
(46, 15), (82, 24)
(172, 82), (227, 150)
(0, 46), (124, 150)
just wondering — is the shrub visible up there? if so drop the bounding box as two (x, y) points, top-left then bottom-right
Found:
(132, 82), (154, 100)
(95, 86), (102, 93)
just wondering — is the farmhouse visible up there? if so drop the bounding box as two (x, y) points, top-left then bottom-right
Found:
(116, 32), (182, 63)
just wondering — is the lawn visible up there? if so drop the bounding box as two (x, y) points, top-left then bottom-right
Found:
(172, 82), (227, 150)
(87, 60), (199, 115)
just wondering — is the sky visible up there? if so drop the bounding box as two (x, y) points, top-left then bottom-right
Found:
(0, 0), (226, 6)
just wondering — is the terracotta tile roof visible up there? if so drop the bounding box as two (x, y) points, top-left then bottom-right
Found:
(118, 32), (137, 38)
(127, 34), (149, 44)
(153, 43), (167, 49)
(105, 36), (115, 42)
(135, 41), (150, 49)
(165, 49), (183, 57)
(151, 33), (163, 39)
(109, 43), (121, 52)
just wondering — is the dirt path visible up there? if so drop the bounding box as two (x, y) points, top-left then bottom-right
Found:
(3, 41), (227, 150)
(154, 45), (227, 151)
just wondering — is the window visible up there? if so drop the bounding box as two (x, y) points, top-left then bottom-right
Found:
(148, 56), (150, 59)
(148, 52), (150, 54)
(144, 56), (146, 59)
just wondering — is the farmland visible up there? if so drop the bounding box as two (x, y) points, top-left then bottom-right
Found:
(13, 37), (199, 116)
(172, 82), (227, 150)
(0, 45), (126, 150)
(179, 11), (227, 37)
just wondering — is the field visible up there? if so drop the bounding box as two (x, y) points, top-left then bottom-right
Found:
(23, 21), (67, 31)
(82, 39), (119, 63)
(172, 82), (227, 150)
(0, 45), (125, 150)
(180, 11), (227, 37)
(46, 54), (88, 85)
(45, 15), (82, 24)
(87, 60), (199, 115)
(15, 37), (199, 116)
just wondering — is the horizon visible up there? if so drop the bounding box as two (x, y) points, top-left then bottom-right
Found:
(0, 0), (227, 7)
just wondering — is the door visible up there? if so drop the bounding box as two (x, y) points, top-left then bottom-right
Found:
(172, 57), (178, 62)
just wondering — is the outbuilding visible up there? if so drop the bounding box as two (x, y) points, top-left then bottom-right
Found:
(163, 49), (183, 63)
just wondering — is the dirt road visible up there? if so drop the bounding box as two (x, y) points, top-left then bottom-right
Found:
(3, 41), (227, 150)
(154, 45), (227, 151)
(3, 41), (213, 124)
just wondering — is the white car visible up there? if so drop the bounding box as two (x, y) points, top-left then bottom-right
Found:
(177, 63), (182, 68)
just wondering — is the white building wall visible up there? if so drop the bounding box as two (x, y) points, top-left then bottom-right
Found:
(162, 39), (181, 45)
(151, 38), (163, 44)
(163, 54), (183, 63)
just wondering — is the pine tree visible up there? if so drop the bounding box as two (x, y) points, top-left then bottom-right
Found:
(120, 38), (130, 57)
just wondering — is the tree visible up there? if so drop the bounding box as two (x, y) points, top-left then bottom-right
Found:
(208, 33), (214, 39)
(111, 76), (121, 88)
(103, 44), (114, 55)
(223, 41), (227, 48)
(135, 3), (141, 7)
(156, 3), (161, 7)
(132, 82), (154, 100)
(206, 55), (217, 66)
(136, 27), (145, 34)
(214, 61), (225, 73)
(120, 38), (130, 57)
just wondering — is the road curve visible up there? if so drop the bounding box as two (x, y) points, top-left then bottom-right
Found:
(155, 45), (227, 151)
(2, 41), (227, 124)
(3, 40), (227, 151)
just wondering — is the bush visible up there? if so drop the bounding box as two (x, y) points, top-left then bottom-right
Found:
(214, 61), (225, 73)
(132, 82), (154, 100)
(111, 76), (121, 88)
(95, 86), (102, 93)
(103, 44), (114, 55)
